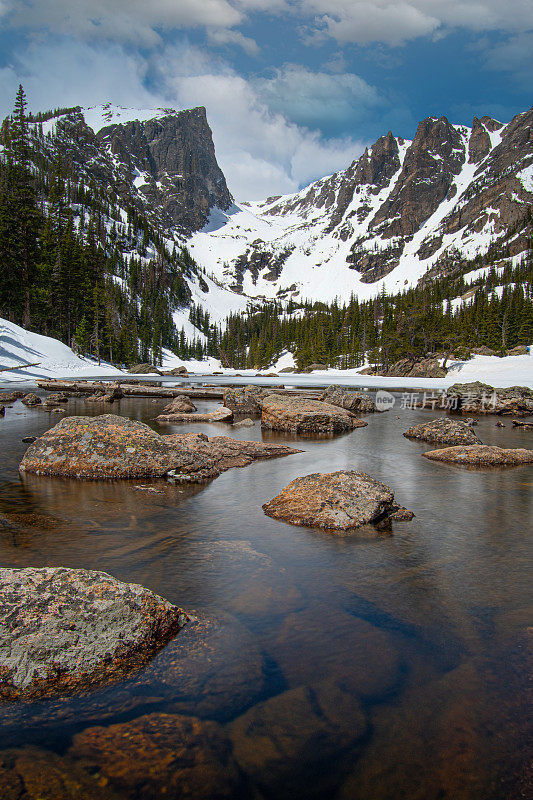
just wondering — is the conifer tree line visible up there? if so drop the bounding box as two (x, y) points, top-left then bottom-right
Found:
(206, 253), (533, 370)
(0, 86), (193, 366)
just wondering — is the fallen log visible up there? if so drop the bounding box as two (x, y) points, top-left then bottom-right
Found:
(0, 362), (41, 373)
(512, 419), (533, 429)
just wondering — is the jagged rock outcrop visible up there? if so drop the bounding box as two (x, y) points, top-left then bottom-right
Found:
(403, 417), (482, 446)
(261, 395), (366, 434)
(262, 470), (413, 530)
(0, 566), (188, 700)
(422, 445), (533, 466)
(51, 105), (232, 236)
(97, 107), (232, 233)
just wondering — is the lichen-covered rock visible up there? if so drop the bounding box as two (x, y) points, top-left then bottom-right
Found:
(161, 395), (197, 414)
(156, 405), (233, 423)
(261, 394), (366, 434)
(263, 470), (412, 530)
(232, 417), (254, 428)
(165, 433), (301, 477)
(228, 681), (367, 797)
(18, 414), (213, 480)
(403, 416), (482, 446)
(69, 713), (241, 800)
(0, 566), (188, 700)
(0, 747), (121, 799)
(20, 393), (41, 407)
(222, 386), (269, 413)
(439, 382), (533, 416)
(319, 384), (379, 413)
(422, 444), (533, 467)
(0, 391), (24, 403)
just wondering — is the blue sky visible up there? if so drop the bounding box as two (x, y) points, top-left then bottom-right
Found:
(0, 1), (531, 199)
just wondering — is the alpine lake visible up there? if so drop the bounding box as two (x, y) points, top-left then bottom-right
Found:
(0, 379), (531, 800)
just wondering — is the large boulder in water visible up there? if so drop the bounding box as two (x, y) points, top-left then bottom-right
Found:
(0, 566), (188, 700)
(223, 386), (270, 413)
(261, 394), (366, 434)
(127, 363), (162, 374)
(319, 384), (379, 413)
(422, 444), (533, 467)
(161, 395), (197, 414)
(263, 470), (413, 530)
(156, 405), (234, 423)
(18, 414), (214, 479)
(403, 416), (482, 446)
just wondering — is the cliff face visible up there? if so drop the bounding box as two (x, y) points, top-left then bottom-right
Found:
(96, 107), (232, 232)
(49, 105), (232, 235)
(186, 106), (533, 301)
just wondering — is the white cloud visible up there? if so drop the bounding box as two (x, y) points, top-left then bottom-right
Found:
(483, 32), (533, 85)
(301, 1), (533, 46)
(157, 46), (366, 199)
(5, 0), (243, 45)
(207, 27), (260, 55)
(253, 64), (383, 129)
(0, 39), (365, 200)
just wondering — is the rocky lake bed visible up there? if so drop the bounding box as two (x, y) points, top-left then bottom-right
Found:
(0, 380), (531, 799)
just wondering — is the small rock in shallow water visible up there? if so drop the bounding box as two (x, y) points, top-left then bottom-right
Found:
(403, 416), (482, 447)
(263, 470), (412, 530)
(422, 444), (533, 467)
(21, 436), (36, 443)
(0, 566), (188, 700)
(20, 393), (41, 407)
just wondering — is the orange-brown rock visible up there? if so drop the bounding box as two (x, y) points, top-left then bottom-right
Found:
(404, 416), (482, 446)
(0, 747), (120, 799)
(261, 394), (366, 434)
(69, 712), (241, 800)
(156, 405), (233, 423)
(263, 470), (412, 530)
(422, 444), (533, 466)
(18, 414), (214, 480)
(161, 395), (197, 414)
(165, 432), (301, 477)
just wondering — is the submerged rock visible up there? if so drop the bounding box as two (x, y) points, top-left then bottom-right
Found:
(18, 414), (214, 480)
(422, 444), (533, 467)
(232, 417), (254, 428)
(133, 613), (265, 721)
(0, 747), (120, 799)
(263, 470), (413, 530)
(261, 394), (366, 434)
(0, 566), (188, 700)
(319, 384), (380, 413)
(228, 681), (367, 798)
(272, 606), (401, 699)
(156, 405), (233, 423)
(403, 416), (482, 446)
(69, 712), (241, 800)
(161, 395), (197, 414)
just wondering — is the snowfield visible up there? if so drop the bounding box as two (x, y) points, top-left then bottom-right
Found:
(0, 319), (123, 383)
(1, 318), (531, 390)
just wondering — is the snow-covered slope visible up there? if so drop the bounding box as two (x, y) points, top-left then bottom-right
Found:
(188, 109), (533, 304)
(0, 319), (123, 383)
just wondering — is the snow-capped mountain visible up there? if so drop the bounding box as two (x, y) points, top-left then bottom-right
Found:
(188, 108), (533, 303)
